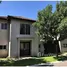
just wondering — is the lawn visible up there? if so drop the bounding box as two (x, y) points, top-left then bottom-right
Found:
(0, 57), (46, 66)
(41, 56), (57, 62)
(0, 56), (57, 66)
(0, 55), (67, 66)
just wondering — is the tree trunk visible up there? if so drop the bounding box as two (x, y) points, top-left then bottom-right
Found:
(55, 40), (59, 58)
(56, 44), (58, 58)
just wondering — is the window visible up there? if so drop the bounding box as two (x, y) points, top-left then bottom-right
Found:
(63, 44), (67, 48)
(0, 45), (6, 49)
(20, 24), (30, 35)
(1, 23), (7, 29)
(39, 44), (41, 52)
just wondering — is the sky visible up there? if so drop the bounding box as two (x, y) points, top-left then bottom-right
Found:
(0, 1), (57, 20)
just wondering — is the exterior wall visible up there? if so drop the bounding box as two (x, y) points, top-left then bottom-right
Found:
(0, 20), (8, 45)
(9, 19), (39, 57)
(9, 19), (20, 57)
(60, 39), (67, 52)
(0, 50), (8, 57)
(0, 20), (8, 57)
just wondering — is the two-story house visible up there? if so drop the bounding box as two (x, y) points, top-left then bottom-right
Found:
(0, 15), (67, 58)
(0, 15), (42, 58)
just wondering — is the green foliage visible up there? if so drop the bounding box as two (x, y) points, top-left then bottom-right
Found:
(0, 1), (1, 3)
(33, 5), (53, 42)
(33, 1), (67, 42)
(58, 17), (67, 32)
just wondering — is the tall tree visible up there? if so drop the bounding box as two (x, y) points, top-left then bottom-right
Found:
(33, 5), (53, 42)
(33, 1), (67, 58)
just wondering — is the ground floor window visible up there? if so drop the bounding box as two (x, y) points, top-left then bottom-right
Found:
(0, 45), (6, 49)
(63, 44), (67, 48)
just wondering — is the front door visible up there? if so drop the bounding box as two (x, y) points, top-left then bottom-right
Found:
(20, 41), (31, 56)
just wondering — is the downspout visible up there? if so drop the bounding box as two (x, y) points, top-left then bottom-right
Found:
(7, 16), (11, 57)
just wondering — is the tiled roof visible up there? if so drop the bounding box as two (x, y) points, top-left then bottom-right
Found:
(0, 15), (36, 22)
(8, 15), (36, 22)
(0, 16), (7, 20)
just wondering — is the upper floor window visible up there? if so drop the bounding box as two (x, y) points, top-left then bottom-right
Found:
(1, 23), (7, 29)
(20, 24), (30, 35)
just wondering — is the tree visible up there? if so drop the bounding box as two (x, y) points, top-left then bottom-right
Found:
(33, 5), (53, 42)
(0, 1), (1, 3)
(33, 1), (67, 58)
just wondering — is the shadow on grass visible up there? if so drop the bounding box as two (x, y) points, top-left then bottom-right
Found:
(0, 58), (48, 66)
(54, 56), (67, 61)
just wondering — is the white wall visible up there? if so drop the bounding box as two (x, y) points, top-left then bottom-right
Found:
(9, 19), (20, 57)
(60, 39), (67, 52)
(9, 19), (39, 57)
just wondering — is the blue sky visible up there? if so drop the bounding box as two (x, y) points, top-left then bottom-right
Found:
(0, 1), (57, 20)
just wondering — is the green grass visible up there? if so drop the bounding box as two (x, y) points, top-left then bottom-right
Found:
(0, 58), (7, 60)
(0, 55), (67, 66)
(0, 56), (57, 66)
(54, 56), (67, 61)
(41, 56), (57, 62)
(0, 58), (46, 66)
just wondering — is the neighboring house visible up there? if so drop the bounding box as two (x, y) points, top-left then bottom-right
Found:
(0, 15), (43, 58)
(59, 39), (67, 53)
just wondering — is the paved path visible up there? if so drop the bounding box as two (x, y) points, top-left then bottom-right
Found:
(32, 61), (67, 66)
(53, 60), (67, 66)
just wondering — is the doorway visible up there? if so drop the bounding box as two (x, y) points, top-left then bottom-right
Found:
(20, 41), (31, 56)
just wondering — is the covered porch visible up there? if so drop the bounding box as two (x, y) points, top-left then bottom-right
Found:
(17, 37), (39, 57)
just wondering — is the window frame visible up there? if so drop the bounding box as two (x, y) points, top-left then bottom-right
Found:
(63, 44), (67, 48)
(0, 45), (6, 50)
(20, 24), (30, 35)
(1, 23), (7, 30)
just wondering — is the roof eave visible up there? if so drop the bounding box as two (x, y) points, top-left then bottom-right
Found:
(8, 15), (36, 22)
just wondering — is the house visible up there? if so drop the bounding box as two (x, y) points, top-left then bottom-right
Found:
(0, 15), (44, 58)
(0, 15), (66, 58)
(59, 39), (67, 53)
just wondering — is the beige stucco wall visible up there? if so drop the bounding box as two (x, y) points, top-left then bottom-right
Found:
(0, 20), (8, 45)
(9, 19), (39, 57)
(0, 20), (8, 57)
(60, 39), (67, 52)
(0, 50), (8, 57)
